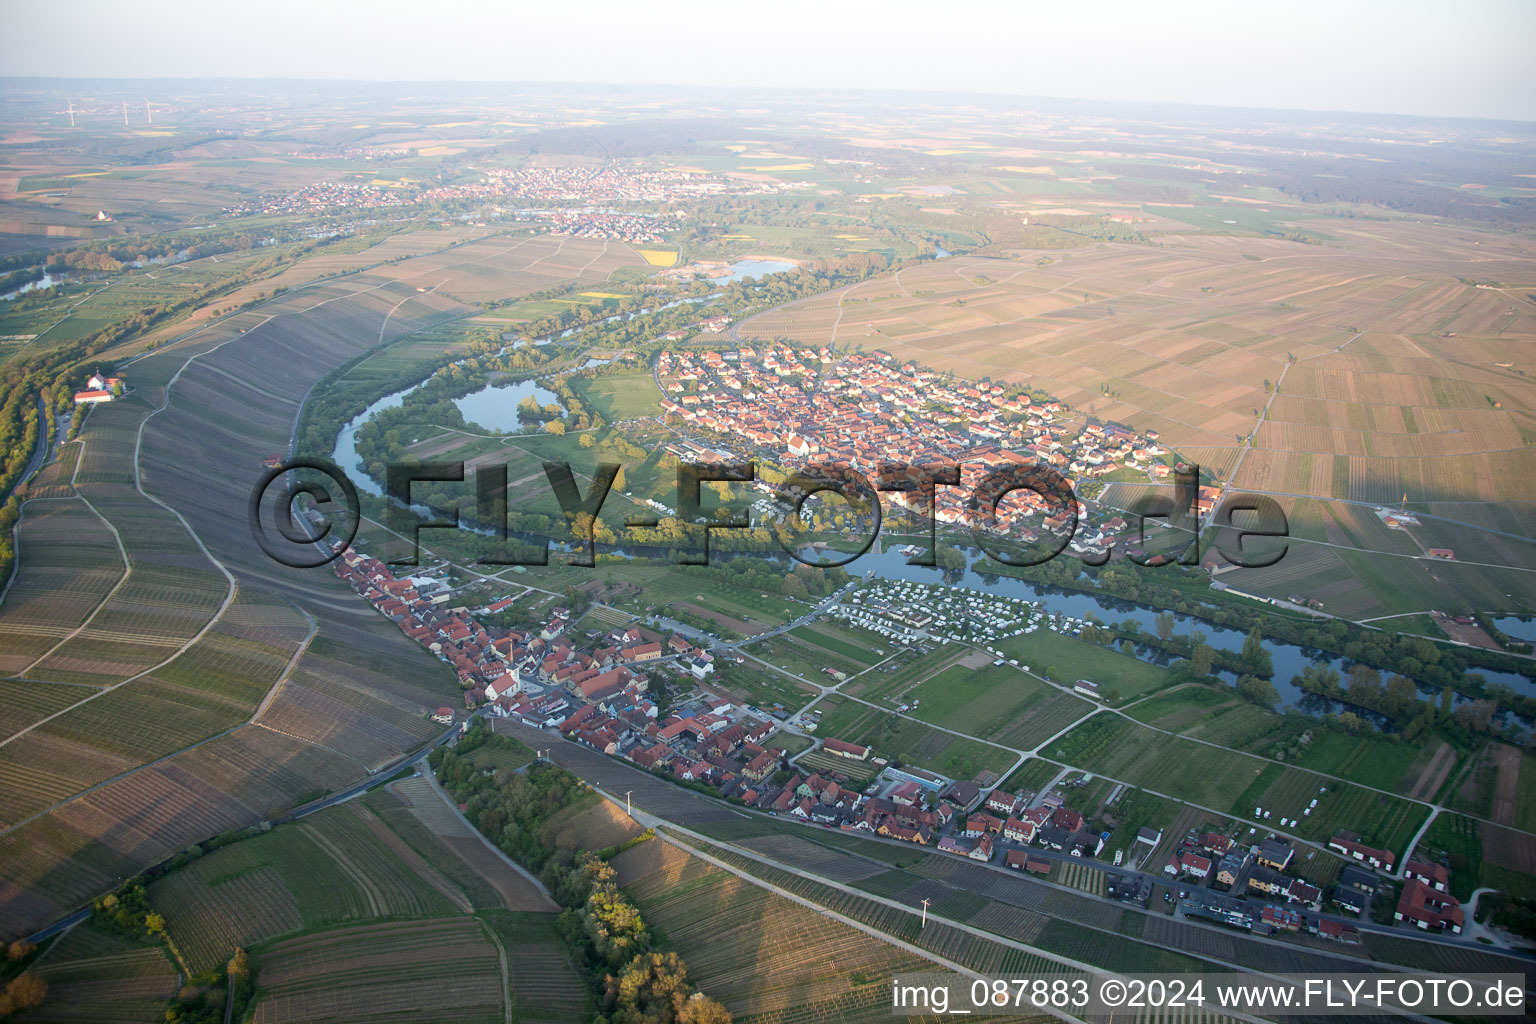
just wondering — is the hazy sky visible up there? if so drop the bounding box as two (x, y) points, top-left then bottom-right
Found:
(4, 0), (1534, 121)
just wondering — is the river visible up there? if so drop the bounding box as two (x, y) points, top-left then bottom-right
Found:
(799, 544), (1534, 721)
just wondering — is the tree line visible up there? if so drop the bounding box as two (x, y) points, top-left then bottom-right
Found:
(431, 727), (733, 1024)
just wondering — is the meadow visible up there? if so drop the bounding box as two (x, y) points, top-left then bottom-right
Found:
(995, 629), (1172, 703)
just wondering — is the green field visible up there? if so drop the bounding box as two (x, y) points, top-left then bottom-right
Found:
(897, 662), (1094, 749)
(997, 629), (1172, 702)
(1043, 715), (1429, 859)
(843, 645), (967, 700)
(1001, 757), (1066, 795)
(1130, 684), (1451, 793)
(745, 633), (865, 683)
(811, 694), (1015, 780)
(713, 656), (819, 711)
(788, 621), (887, 666)
(570, 370), (665, 421)
(150, 799), (460, 973)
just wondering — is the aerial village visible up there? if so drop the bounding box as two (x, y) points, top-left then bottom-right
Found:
(331, 539), (1467, 948)
(657, 347), (1219, 561)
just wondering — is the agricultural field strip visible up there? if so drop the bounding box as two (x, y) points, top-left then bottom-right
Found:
(414, 768), (558, 910)
(1, 322), (277, 737)
(745, 251), (1274, 441)
(0, 720), (247, 839)
(1221, 485), (1536, 556)
(5, 263), (471, 749)
(108, 228), (495, 368)
(474, 914), (515, 1024)
(1086, 703), (1506, 856)
(681, 806), (1486, 979)
(0, 605), (319, 833)
(817, 660), (1084, 755)
(250, 606), (319, 722)
(9, 435), (132, 677)
(250, 720), (374, 774)
(1094, 484), (1536, 580)
(1053, 705), (1435, 868)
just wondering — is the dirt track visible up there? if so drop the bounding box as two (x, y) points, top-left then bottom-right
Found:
(1490, 743), (1520, 825)
(1406, 741), (1455, 802)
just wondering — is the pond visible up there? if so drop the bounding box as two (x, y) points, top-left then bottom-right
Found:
(453, 378), (561, 434)
(333, 376), (560, 496)
(1494, 615), (1536, 644)
(715, 258), (798, 283)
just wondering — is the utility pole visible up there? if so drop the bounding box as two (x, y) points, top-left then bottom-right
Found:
(624, 790), (633, 816)
(920, 897), (930, 928)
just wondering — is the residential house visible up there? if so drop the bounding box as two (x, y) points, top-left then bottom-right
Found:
(1395, 880), (1463, 934)
(1328, 832), (1394, 871)
(1260, 905), (1302, 932)
(1405, 859), (1450, 893)
(1247, 866), (1285, 896)
(1256, 838), (1293, 871)
(1180, 852), (1211, 878)
(1338, 865), (1381, 894)
(1331, 886), (1368, 915)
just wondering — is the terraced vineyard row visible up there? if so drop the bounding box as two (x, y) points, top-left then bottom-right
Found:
(250, 917), (503, 1024)
(26, 940), (178, 1024)
(479, 910), (588, 1024)
(617, 838), (953, 1024)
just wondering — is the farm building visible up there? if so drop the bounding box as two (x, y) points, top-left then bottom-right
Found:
(822, 737), (870, 760)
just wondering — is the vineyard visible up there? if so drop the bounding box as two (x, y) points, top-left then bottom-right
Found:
(0, 499), (123, 675)
(792, 749), (879, 784)
(250, 918), (504, 1024)
(478, 910), (589, 1024)
(152, 865), (304, 975)
(620, 839), (941, 1022)
(148, 799), (460, 973)
(368, 781), (554, 911)
(24, 942), (178, 1024)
